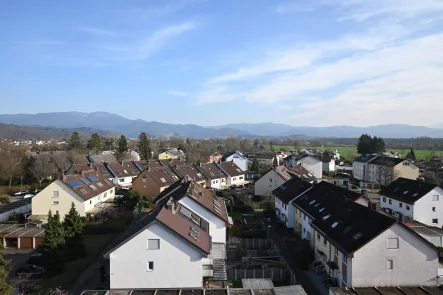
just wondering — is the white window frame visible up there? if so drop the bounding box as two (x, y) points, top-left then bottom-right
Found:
(387, 260), (393, 270)
(432, 218), (438, 224)
(142, 177), (147, 183)
(52, 191), (59, 198)
(387, 238), (399, 249)
(147, 239), (160, 250)
(433, 195), (439, 201)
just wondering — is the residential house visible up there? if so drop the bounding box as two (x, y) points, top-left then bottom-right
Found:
(293, 182), (368, 240)
(65, 163), (115, 183)
(216, 162), (247, 186)
(158, 148), (185, 160)
(368, 156), (419, 185)
(405, 222), (443, 248)
(196, 162), (228, 189)
(379, 178), (443, 227)
(105, 197), (213, 289)
(172, 164), (207, 186)
(154, 177), (229, 244)
(132, 167), (180, 202)
(30, 170), (115, 220)
(133, 160), (164, 172)
(159, 158), (186, 167)
(88, 153), (118, 164)
(292, 182), (439, 287)
(273, 177), (313, 228)
(209, 152), (222, 163)
(321, 154), (336, 174)
(352, 154), (378, 181)
(286, 165), (317, 182)
(221, 151), (248, 171)
(254, 166), (292, 197)
(105, 161), (139, 187)
(285, 154), (322, 179)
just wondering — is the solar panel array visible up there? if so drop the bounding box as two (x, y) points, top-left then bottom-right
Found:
(67, 180), (82, 188)
(87, 175), (99, 182)
(80, 177), (90, 184)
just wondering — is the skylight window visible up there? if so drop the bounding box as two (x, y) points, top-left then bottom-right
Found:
(353, 232), (363, 240)
(189, 232), (199, 241)
(309, 200), (316, 205)
(123, 170), (128, 174)
(197, 173), (203, 177)
(160, 178), (166, 183)
(331, 221), (339, 228)
(314, 203), (320, 207)
(413, 193), (419, 197)
(323, 214), (331, 220)
(343, 226), (353, 234)
(210, 172), (215, 176)
(89, 185), (97, 190)
(403, 191), (409, 194)
(236, 169), (241, 172)
(319, 208), (325, 213)
(308, 173), (313, 177)
(96, 182), (103, 187)
(80, 189), (87, 194)
(190, 226), (199, 234)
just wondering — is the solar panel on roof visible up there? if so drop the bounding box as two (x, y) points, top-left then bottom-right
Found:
(87, 175), (99, 182)
(80, 177), (90, 184)
(67, 180), (82, 188)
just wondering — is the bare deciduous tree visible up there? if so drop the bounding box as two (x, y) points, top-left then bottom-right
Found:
(0, 147), (25, 189)
(29, 156), (52, 187)
(50, 152), (71, 177)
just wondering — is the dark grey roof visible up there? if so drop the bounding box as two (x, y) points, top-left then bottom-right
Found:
(0, 198), (32, 214)
(222, 151), (245, 161)
(353, 154), (378, 163)
(368, 156), (404, 166)
(379, 177), (437, 204)
(88, 154), (118, 164)
(293, 182), (395, 254)
(272, 177), (312, 204)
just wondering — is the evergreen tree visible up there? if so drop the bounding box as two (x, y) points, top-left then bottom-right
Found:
(372, 136), (386, 154)
(138, 132), (152, 160)
(250, 158), (260, 172)
(406, 147), (416, 161)
(0, 241), (13, 294)
(41, 211), (65, 273)
(117, 135), (128, 160)
(68, 132), (82, 150)
(87, 133), (103, 153)
(357, 134), (374, 154)
(253, 139), (260, 147)
(63, 203), (83, 239)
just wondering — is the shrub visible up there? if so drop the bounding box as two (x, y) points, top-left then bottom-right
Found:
(0, 195), (10, 204)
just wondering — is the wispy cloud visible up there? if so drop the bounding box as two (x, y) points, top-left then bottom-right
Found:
(76, 26), (116, 36)
(195, 0), (443, 126)
(166, 90), (188, 96)
(137, 22), (196, 59)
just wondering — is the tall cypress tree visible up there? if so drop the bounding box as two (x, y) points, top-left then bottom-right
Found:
(138, 132), (152, 160)
(63, 203), (83, 239)
(41, 210), (65, 273)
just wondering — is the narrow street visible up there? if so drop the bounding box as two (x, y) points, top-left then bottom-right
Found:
(258, 211), (327, 295)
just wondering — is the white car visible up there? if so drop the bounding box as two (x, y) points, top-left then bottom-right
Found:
(23, 194), (34, 199)
(14, 190), (28, 196)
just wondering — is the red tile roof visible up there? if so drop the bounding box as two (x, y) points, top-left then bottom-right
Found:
(61, 170), (115, 201)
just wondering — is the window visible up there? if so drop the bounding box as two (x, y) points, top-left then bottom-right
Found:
(89, 185), (97, 190)
(147, 239), (160, 250)
(119, 178), (124, 182)
(323, 237), (327, 246)
(268, 178), (273, 182)
(232, 177), (236, 181)
(387, 238), (399, 249)
(52, 191), (59, 197)
(303, 214), (306, 221)
(388, 199), (392, 205)
(96, 182), (103, 187)
(90, 200), (92, 204)
(386, 260), (393, 270)
(317, 233), (320, 240)
(80, 189), (87, 194)
(123, 170), (128, 174)
(433, 195), (439, 201)
(343, 255), (347, 264)
(406, 205), (410, 210)
(52, 201), (59, 205)
(432, 218), (438, 224)
(343, 274), (347, 284)
(433, 207), (436, 212)
(147, 261), (154, 271)
(104, 192), (107, 198)
(142, 177), (146, 183)
(335, 248), (338, 256)
(239, 176), (244, 180)
(160, 178), (166, 183)
(399, 202), (403, 208)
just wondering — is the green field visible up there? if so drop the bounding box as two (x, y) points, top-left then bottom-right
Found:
(267, 145), (441, 161)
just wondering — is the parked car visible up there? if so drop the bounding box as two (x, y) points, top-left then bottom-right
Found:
(27, 253), (43, 266)
(15, 264), (45, 277)
(13, 190), (28, 196)
(23, 194), (34, 199)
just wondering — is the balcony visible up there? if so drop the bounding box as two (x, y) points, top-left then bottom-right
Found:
(202, 269), (214, 277)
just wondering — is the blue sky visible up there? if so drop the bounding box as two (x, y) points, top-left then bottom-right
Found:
(1, 0), (443, 127)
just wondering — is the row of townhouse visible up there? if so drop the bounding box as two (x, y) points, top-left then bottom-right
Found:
(291, 181), (439, 288)
(254, 165), (316, 198)
(270, 179), (440, 288)
(379, 177), (443, 228)
(105, 178), (230, 289)
(353, 154), (419, 186)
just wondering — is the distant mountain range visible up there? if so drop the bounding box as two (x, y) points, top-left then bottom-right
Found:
(0, 112), (442, 139)
(0, 123), (115, 140)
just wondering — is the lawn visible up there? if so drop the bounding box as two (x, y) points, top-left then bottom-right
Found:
(40, 233), (115, 291)
(265, 145), (440, 161)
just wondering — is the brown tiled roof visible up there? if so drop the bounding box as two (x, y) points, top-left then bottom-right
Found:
(217, 162), (244, 177)
(197, 163), (227, 180)
(137, 167), (180, 187)
(286, 165), (316, 182)
(106, 162), (139, 177)
(134, 160), (164, 171)
(61, 170), (115, 201)
(172, 164), (207, 182)
(155, 178), (228, 223)
(159, 158), (186, 167)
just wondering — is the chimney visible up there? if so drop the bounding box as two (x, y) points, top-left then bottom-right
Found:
(166, 198), (176, 213)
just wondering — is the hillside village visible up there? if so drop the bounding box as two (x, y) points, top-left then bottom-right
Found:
(0, 132), (442, 295)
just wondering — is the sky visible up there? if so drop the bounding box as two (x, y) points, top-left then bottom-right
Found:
(1, 0), (443, 127)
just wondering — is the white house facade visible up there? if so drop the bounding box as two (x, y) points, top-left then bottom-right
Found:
(286, 155), (322, 179)
(222, 152), (248, 171)
(379, 178), (443, 227)
(254, 167), (291, 197)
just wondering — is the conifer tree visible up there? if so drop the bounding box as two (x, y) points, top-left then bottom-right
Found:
(63, 203), (83, 239)
(0, 241), (13, 294)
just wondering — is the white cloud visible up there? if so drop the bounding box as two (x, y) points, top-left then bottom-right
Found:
(166, 90), (188, 96)
(137, 22), (196, 59)
(76, 26), (116, 36)
(195, 0), (443, 126)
